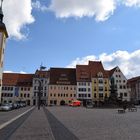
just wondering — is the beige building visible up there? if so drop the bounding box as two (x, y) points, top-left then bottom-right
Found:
(48, 68), (77, 105)
(0, 4), (8, 104)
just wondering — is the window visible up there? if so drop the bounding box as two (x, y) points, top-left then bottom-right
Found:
(94, 94), (96, 98)
(99, 93), (103, 97)
(88, 94), (91, 97)
(99, 79), (103, 84)
(120, 93), (123, 98)
(99, 87), (103, 91)
(124, 93), (127, 97)
(123, 85), (126, 89)
(78, 88), (86, 92)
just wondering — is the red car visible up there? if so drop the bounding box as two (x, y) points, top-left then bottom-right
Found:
(69, 100), (81, 107)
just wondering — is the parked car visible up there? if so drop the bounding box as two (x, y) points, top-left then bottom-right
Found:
(69, 100), (81, 107)
(0, 103), (12, 111)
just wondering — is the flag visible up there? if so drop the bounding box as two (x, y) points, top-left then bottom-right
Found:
(15, 87), (19, 97)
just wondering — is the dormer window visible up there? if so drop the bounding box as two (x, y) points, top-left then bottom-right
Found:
(97, 72), (103, 78)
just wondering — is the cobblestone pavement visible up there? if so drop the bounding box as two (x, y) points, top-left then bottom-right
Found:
(47, 106), (140, 140)
(0, 106), (32, 125)
(9, 107), (54, 140)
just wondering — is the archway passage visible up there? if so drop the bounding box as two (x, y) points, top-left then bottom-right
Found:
(60, 100), (65, 105)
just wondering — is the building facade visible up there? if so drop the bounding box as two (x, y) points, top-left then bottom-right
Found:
(32, 70), (49, 106)
(2, 73), (33, 105)
(76, 65), (92, 106)
(48, 68), (77, 105)
(89, 61), (110, 105)
(128, 76), (140, 104)
(0, 4), (8, 104)
(109, 67), (130, 101)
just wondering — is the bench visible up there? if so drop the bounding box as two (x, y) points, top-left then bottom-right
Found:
(128, 107), (137, 112)
(118, 109), (125, 113)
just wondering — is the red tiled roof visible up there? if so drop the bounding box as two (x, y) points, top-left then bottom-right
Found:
(76, 65), (91, 81)
(89, 61), (109, 78)
(34, 70), (49, 78)
(2, 73), (34, 86)
(128, 76), (140, 83)
(49, 68), (76, 85)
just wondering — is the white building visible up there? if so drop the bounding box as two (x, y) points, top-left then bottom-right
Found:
(110, 66), (130, 101)
(76, 65), (92, 106)
(32, 70), (49, 106)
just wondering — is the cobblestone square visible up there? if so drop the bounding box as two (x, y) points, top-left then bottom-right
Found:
(47, 106), (140, 140)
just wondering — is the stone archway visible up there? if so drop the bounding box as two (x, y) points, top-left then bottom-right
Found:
(60, 100), (65, 105)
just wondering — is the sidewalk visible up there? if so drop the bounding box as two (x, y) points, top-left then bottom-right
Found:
(9, 107), (55, 140)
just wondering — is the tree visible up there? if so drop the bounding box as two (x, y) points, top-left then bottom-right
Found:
(109, 77), (118, 105)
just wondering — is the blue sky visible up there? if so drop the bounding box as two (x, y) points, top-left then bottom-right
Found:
(3, 0), (140, 78)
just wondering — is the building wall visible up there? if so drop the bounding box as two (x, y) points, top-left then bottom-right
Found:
(0, 33), (6, 104)
(48, 85), (77, 105)
(112, 67), (130, 101)
(1, 86), (33, 105)
(92, 78), (110, 102)
(1, 86), (15, 103)
(32, 77), (49, 106)
(18, 86), (33, 105)
(77, 82), (92, 101)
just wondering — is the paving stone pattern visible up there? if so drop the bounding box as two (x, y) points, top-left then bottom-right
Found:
(47, 106), (140, 140)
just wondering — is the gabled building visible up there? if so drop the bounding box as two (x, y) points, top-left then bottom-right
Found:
(89, 61), (110, 105)
(48, 68), (77, 105)
(109, 66), (130, 101)
(2, 73), (33, 105)
(32, 69), (49, 106)
(76, 64), (92, 106)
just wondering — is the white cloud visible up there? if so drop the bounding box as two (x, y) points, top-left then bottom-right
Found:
(3, 0), (35, 40)
(66, 50), (140, 79)
(4, 71), (27, 74)
(36, 0), (140, 22)
(32, 1), (48, 12)
(48, 0), (116, 21)
(122, 0), (140, 7)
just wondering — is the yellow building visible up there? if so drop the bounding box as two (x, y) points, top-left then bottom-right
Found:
(89, 61), (110, 105)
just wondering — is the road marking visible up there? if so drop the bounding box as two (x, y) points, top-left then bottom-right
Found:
(0, 107), (34, 130)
